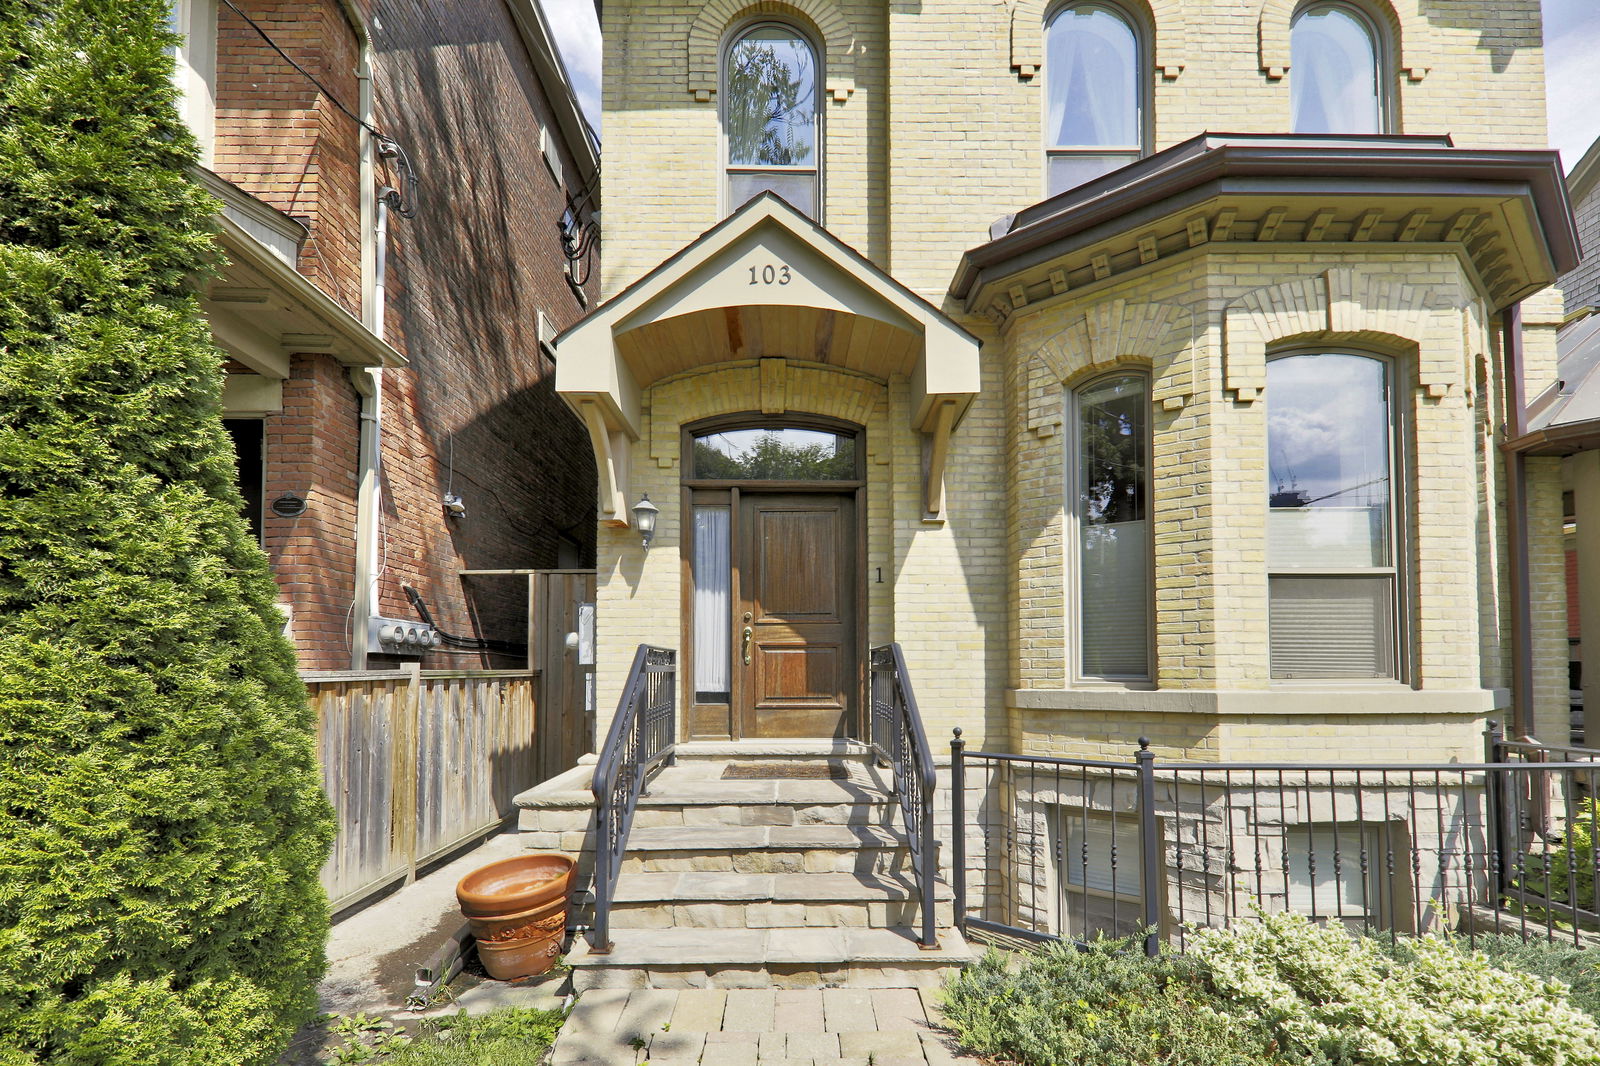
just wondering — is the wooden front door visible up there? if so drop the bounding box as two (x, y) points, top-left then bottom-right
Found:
(734, 492), (857, 738)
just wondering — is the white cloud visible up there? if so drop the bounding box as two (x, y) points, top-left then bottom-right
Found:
(1545, 0), (1600, 166)
(542, 0), (601, 133)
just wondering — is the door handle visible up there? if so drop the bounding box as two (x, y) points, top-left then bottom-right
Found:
(741, 626), (754, 666)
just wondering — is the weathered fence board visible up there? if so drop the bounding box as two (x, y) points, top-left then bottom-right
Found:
(307, 665), (538, 913)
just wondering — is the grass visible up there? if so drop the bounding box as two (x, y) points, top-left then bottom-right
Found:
(321, 1007), (566, 1065)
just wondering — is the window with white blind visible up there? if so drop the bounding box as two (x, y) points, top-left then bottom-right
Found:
(1044, 3), (1144, 196)
(1285, 823), (1384, 921)
(1290, 2), (1386, 134)
(1071, 372), (1150, 681)
(1267, 352), (1400, 679)
(1049, 809), (1151, 940)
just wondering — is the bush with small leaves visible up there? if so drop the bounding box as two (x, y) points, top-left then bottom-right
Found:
(1190, 910), (1600, 1066)
(940, 937), (1296, 1066)
(0, 1), (335, 1061)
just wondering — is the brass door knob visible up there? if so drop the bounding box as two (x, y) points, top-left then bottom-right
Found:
(741, 626), (754, 666)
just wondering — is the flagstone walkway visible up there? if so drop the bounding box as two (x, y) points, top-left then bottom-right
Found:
(549, 986), (979, 1066)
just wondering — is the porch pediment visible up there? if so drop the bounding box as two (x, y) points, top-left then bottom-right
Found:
(556, 194), (981, 523)
(556, 194), (981, 442)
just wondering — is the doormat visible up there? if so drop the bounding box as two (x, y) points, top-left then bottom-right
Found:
(722, 762), (849, 780)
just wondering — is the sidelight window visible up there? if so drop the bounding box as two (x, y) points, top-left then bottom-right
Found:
(723, 23), (821, 218)
(1267, 352), (1400, 679)
(692, 506), (732, 704)
(1044, 3), (1143, 196)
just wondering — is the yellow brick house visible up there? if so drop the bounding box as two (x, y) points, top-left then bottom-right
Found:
(532, 0), (1586, 980)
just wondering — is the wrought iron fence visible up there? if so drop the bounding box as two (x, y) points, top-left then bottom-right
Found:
(589, 644), (675, 952)
(869, 643), (939, 948)
(950, 723), (1600, 952)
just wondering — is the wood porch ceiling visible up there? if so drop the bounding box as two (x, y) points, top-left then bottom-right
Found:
(614, 305), (920, 386)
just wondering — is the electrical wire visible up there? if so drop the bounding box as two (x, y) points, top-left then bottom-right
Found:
(215, 0), (419, 216)
(216, 0), (370, 131)
(403, 586), (527, 655)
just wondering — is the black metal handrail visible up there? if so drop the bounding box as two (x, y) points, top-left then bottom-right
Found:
(589, 644), (675, 953)
(869, 643), (939, 948)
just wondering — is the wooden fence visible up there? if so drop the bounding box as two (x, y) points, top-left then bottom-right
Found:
(306, 665), (538, 913)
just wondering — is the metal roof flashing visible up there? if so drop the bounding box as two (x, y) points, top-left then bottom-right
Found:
(952, 133), (1578, 316)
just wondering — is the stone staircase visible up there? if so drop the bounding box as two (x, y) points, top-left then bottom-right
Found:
(515, 742), (971, 990)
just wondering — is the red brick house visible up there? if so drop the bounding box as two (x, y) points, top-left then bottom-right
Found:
(169, 0), (598, 669)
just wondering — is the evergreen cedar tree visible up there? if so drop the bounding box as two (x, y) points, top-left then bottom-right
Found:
(0, 1), (336, 1060)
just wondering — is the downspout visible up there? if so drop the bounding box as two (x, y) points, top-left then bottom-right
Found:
(1501, 303), (1534, 739)
(343, 0), (381, 670)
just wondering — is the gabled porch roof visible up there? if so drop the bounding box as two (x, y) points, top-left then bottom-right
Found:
(556, 193), (982, 521)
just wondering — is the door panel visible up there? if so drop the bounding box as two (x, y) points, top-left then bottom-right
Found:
(735, 493), (856, 738)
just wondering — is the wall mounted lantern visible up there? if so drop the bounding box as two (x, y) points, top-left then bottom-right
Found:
(632, 493), (660, 550)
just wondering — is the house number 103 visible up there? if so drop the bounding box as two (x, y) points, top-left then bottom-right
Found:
(748, 264), (792, 286)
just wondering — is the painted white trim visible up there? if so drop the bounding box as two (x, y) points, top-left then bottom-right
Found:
(1007, 686), (1507, 716)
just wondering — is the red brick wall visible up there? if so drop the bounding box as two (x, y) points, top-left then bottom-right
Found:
(364, 0), (597, 664)
(1569, 546), (1581, 643)
(213, 0), (364, 316)
(264, 354), (361, 668)
(210, 0), (598, 669)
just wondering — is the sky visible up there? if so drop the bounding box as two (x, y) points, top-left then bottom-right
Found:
(544, 0), (601, 136)
(1546, 0), (1600, 167)
(545, 0), (1600, 168)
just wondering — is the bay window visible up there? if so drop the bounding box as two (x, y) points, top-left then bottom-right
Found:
(1267, 352), (1400, 679)
(1071, 372), (1150, 681)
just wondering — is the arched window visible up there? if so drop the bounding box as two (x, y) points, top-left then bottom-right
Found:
(1290, 2), (1384, 134)
(1267, 351), (1400, 679)
(1070, 371), (1150, 681)
(1045, 3), (1143, 197)
(723, 23), (821, 219)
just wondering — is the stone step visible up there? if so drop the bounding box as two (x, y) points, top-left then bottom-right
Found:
(516, 757), (908, 837)
(633, 770), (900, 829)
(607, 871), (956, 930)
(618, 825), (932, 876)
(566, 926), (975, 990)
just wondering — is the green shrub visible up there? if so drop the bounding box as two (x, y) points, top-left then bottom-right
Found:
(384, 1008), (565, 1066)
(1190, 910), (1600, 1066)
(0, 1), (335, 1062)
(1446, 934), (1600, 1024)
(940, 938), (1294, 1066)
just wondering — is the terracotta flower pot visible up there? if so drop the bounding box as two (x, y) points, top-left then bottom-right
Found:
(465, 896), (566, 945)
(457, 852), (576, 980)
(456, 852), (575, 918)
(475, 930), (564, 980)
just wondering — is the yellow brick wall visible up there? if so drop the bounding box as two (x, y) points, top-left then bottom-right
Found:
(595, 0), (1560, 762)
(593, 353), (1011, 749)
